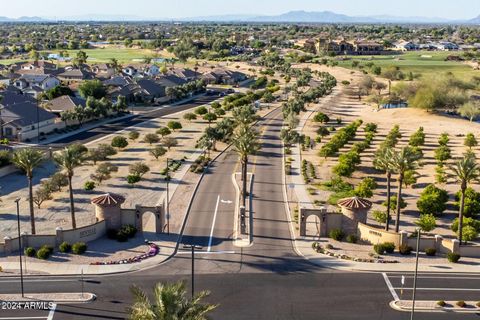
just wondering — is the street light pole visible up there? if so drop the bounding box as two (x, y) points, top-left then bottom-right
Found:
(410, 228), (421, 320)
(15, 197), (24, 298)
(165, 158), (170, 235)
(183, 244), (202, 299)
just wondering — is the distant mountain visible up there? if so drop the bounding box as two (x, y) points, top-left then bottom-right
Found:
(249, 10), (375, 23)
(177, 14), (257, 22)
(469, 15), (480, 24)
(0, 16), (45, 22)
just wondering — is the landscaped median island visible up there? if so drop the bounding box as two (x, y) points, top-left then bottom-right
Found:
(392, 300), (480, 313)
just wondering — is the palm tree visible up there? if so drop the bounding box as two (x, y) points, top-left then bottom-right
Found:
(12, 148), (44, 234)
(54, 146), (86, 229)
(450, 154), (479, 244)
(233, 124), (260, 207)
(391, 147), (420, 233)
(128, 281), (217, 320)
(373, 147), (395, 231)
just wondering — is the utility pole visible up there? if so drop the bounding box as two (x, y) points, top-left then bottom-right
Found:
(411, 228), (421, 320)
(15, 198), (24, 298)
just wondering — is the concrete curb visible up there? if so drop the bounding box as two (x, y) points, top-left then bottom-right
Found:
(232, 172), (253, 248)
(0, 292), (96, 304)
(390, 300), (480, 314)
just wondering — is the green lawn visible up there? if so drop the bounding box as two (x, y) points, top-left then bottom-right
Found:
(335, 51), (478, 80)
(0, 48), (166, 66)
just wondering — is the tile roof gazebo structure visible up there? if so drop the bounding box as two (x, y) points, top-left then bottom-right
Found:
(337, 197), (372, 235)
(91, 193), (126, 230)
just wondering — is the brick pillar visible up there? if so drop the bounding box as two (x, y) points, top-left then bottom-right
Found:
(56, 227), (63, 246)
(399, 230), (409, 249)
(451, 239), (460, 254)
(434, 235), (443, 253)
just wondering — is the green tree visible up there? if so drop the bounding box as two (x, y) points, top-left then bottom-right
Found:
(409, 127), (425, 147)
(373, 147), (395, 231)
(354, 177), (377, 198)
(12, 149), (44, 234)
(149, 146), (167, 160)
(54, 146), (87, 229)
(156, 127), (171, 138)
(458, 102), (480, 122)
(111, 136), (129, 149)
(391, 147), (420, 232)
(464, 133), (478, 150)
(195, 106), (208, 115)
(129, 130), (140, 141)
(313, 112), (330, 124)
(415, 214), (437, 232)
(438, 133), (450, 146)
(91, 162), (118, 184)
(455, 188), (480, 218)
(144, 133), (160, 145)
(449, 154), (480, 244)
(128, 281), (217, 320)
(416, 184), (449, 216)
(129, 162), (150, 178)
(183, 113), (197, 121)
(79, 80), (106, 99)
(233, 124), (260, 207)
(203, 113), (217, 123)
(167, 121), (182, 131)
(162, 137), (178, 150)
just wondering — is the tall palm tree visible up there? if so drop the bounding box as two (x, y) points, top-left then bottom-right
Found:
(450, 154), (479, 244)
(391, 147), (420, 233)
(128, 281), (217, 320)
(233, 124), (260, 207)
(373, 147), (395, 231)
(12, 148), (44, 234)
(54, 145), (86, 229)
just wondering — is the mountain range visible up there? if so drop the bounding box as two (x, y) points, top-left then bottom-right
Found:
(0, 11), (478, 24)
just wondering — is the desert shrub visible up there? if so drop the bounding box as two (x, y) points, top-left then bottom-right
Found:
(325, 244), (333, 250)
(128, 130), (140, 141)
(116, 230), (128, 242)
(59, 241), (72, 253)
(329, 228), (344, 241)
(354, 177), (377, 198)
(437, 300), (446, 307)
(383, 242), (396, 254)
(121, 224), (137, 238)
(409, 127), (426, 147)
(447, 252), (461, 263)
(346, 234), (358, 244)
(72, 242), (87, 255)
(364, 123), (377, 133)
(425, 248), (437, 256)
(456, 300), (466, 308)
(144, 133), (160, 145)
(36, 247), (51, 260)
(373, 243), (386, 255)
(415, 214), (437, 232)
(24, 247), (36, 257)
(111, 136), (128, 149)
(84, 181), (96, 191)
(399, 244), (413, 255)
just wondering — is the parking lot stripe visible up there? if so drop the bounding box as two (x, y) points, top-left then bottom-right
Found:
(382, 273), (399, 301)
(47, 303), (56, 320)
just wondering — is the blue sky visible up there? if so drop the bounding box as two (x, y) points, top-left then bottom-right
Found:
(3, 0), (479, 19)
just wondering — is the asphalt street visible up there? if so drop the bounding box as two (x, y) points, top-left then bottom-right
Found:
(1, 107), (479, 319)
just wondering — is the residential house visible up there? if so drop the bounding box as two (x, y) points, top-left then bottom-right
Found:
(436, 42), (459, 51)
(45, 95), (86, 115)
(352, 41), (384, 55)
(1, 101), (58, 141)
(0, 75), (9, 87)
(13, 74), (60, 98)
(122, 66), (138, 77)
(201, 68), (248, 85)
(136, 79), (166, 102)
(156, 74), (187, 88)
(143, 65), (160, 77)
(395, 40), (419, 51)
(91, 63), (116, 80)
(16, 60), (58, 75)
(169, 68), (201, 82)
(57, 68), (92, 84)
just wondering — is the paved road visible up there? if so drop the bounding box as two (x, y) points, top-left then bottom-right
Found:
(49, 94), (223, 147)
(1, 108), (479, 319)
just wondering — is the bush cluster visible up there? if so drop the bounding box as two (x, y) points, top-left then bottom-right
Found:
(319, 120), (362, 158)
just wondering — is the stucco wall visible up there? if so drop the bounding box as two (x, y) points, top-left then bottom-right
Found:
(357, 223), (402, 247)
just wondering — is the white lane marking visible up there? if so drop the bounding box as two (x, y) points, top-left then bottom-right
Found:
(383, 272), (399, 301)
(207, 195), (221, 252)
(47, 303), (56, 320)
(393, 287), (480, 291)
(0, 279), (88, 283)
(388, 276), (480, 280)
(220, 200), (232, 204)
(0, 317), (47, 320)
(177, 250), (235, 255)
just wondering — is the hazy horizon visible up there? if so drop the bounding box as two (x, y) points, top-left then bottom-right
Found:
(2, 0), (479, 20)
